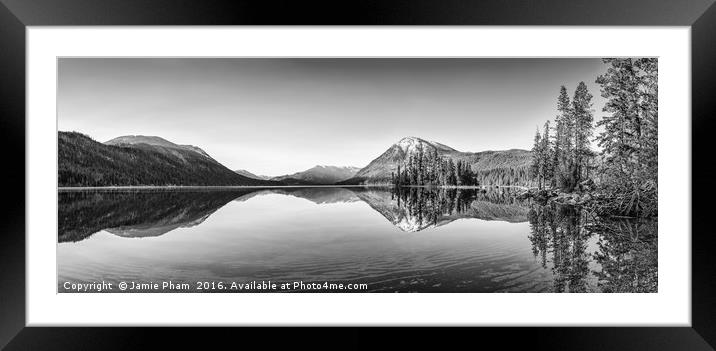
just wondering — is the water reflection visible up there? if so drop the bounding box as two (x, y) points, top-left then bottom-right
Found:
(57, 187), (657, 293)
(358, 187), (530, 232)
(59, 189), (254, 242)
(59, 187), (531, 242)
(528, 204), (657, 293)
(590, 218), (658, 293)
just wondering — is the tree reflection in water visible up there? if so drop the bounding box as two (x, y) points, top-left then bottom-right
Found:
(392, 187), (478, 228)
(528, 203), (657, 293)
(370, 186), (531, 232)
(58, 188), (657, 293)
(589, 218), (658, 293)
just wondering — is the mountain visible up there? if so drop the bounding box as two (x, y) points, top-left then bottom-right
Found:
(234, 169), (271, 180)
(339, 136), (532, 186)
(106, 135), (216, 161)
(349, 137), (457, 181)
(58, 131), (278, 187)
(271, 165), (361, 185)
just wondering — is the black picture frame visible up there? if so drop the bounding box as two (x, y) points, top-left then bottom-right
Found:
(1, 0), (713, 349)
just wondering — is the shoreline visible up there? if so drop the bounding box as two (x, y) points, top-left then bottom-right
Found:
(58, 184), (525, 191)
(58, 185), (390, 191)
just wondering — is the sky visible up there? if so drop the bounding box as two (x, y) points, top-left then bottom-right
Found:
(58, 58), (609, 176)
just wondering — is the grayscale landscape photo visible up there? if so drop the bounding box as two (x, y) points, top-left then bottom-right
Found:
(58, 58), (657, 293)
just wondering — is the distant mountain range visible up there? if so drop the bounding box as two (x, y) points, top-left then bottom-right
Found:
(234, 169), (271, 181)
(270, 165), (361, 185)
(58, 132), (531, 187)
(236, 166), (360, 185)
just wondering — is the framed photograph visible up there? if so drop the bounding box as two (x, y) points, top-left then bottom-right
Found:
(2, 0), (714, 349)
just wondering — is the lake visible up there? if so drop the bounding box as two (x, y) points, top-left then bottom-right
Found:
(57, 187), (657, 293)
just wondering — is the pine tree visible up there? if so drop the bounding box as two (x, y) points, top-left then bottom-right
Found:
(594, 58), (658, 216)
(455, 160), (463, 186)
(555, 86), (574, 189)
(396, 165), (402, 186)
(531, 128), (544, 188)
(447, 159), (456, 186)
(595, 59), (642, 186)
(552, 91), (564, 187)
(541, 121), (553, 187)
(417, 144), (425, 185)
(572, 81), (594, 183)
(635, 58), (658, 184)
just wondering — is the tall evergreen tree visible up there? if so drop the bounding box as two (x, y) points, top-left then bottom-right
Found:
(541, 121), (554, 186)
(552, 91), (564, 187)
(447, 158), (456, 185)
(635, 58), (658, 183)
(555, 86), (574, 189)
(395, 164), (402, 186)
(595, 58), (643, 186)
(531, 128), (544, 188)
(572, 81), (595, 183)
(416, 144), (425, 185)
(594, 58), (658, 216)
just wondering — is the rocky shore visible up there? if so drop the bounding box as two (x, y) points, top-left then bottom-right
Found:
(516, 178), (657, 218)
(515, 179), (598, 206)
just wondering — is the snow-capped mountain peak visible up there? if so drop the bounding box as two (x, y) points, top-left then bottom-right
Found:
(394, 136), (457, 154)
(312, 165), (360, 171)
(395, 136), (422, 153)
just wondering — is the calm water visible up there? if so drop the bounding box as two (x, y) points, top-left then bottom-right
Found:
(57, 187), (657, 293)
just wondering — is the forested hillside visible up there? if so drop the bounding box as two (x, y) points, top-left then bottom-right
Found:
(58, 131), (276, 187)
(467, 150), (532, 186)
